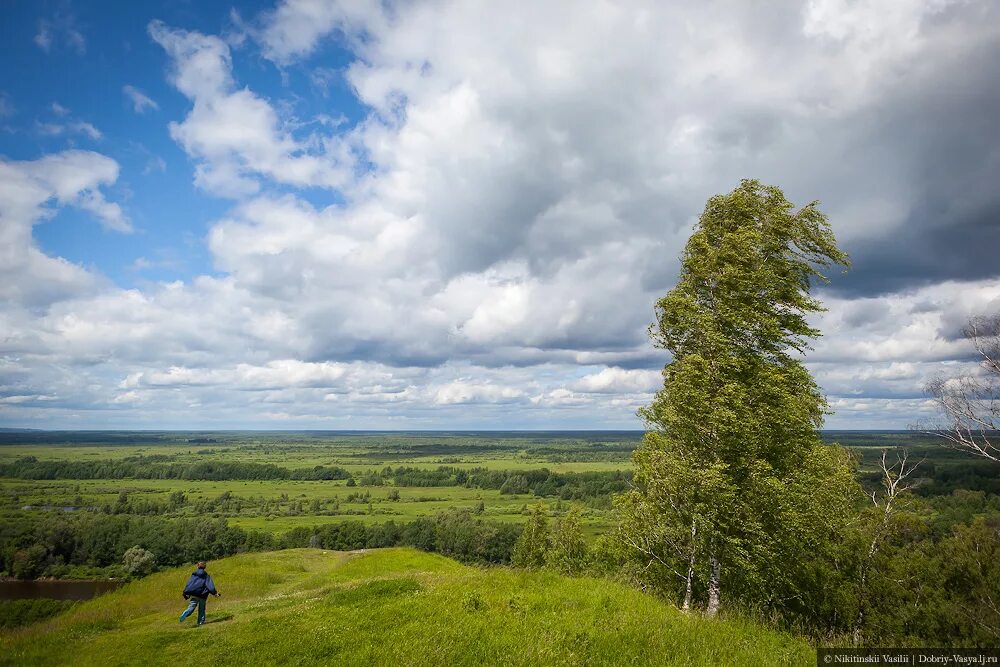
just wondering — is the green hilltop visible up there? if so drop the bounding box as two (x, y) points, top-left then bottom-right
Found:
(1, 548), (812, 666)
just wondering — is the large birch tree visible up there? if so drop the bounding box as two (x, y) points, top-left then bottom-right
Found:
(620, 180), (859, 618)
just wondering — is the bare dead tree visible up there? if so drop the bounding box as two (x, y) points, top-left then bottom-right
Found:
(854, 449), (922, 645)
(924, 314), (1000, 462)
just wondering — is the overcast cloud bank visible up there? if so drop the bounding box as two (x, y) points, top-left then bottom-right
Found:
(2, 0), (999, 429)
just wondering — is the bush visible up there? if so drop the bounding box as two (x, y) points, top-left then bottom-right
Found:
(511, 505), (549, 568)
(545, 509), (587, 574)
(12, 545), (48, 579)
(122, 546), (157, 577)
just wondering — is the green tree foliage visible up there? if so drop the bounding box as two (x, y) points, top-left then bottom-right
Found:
(619, 180), (860, 621)
(11, 545), (48, 579)
(0, 457), (351, 481)
(499, 474), (530, 495)
(0, 515), (274, 578)
(855, 514), (1000, 646)
(122, 545), (157, 577)
(545, 508), (588, 574)
(0, 511), (525, 579)
(280, 510), (521, 565)
(512, 505), (550, 568)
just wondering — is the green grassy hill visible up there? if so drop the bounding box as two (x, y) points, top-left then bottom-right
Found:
(0, 548), (813, 666)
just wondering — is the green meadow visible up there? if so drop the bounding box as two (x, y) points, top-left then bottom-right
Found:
(1, 430), (996, 544)
(0, 432), (637, 537)
(0, 547), (814, 666)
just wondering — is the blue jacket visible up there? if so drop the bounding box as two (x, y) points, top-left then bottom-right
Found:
(182, 568), (218, 599)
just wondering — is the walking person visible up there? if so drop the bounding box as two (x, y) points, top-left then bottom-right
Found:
(179, 560), (221, 626)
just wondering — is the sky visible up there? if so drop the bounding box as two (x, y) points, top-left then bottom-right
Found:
(1, 0), (999, 430)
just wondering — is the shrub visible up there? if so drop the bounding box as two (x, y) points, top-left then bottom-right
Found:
(122, 546), (157, 577)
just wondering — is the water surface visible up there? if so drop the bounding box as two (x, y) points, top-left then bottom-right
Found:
(0, 579), (123, 601)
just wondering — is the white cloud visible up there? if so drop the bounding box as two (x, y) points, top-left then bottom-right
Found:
(36, 120), (102, 141)
(257, 0), (377, 64)
(0, 151), (128, 308)
(74, 122), (101, 140)
(34, 16), (85, 54)
(36, 104), (103, 142)
(149, 20), (354, 197)
(570, 368), (662, 394)
(4, 1), (1000, 429)
(433, 380), (526, 405)
(811, 280), (1000, 363)
(34, 22), (53, 52)
(123, 85), (159, 113)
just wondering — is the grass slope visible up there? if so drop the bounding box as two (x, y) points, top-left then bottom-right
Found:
(0, 548), (813, 666)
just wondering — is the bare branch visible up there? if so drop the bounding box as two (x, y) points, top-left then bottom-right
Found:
(923, 314), (1000, 462)
(855, 448), (922, 642)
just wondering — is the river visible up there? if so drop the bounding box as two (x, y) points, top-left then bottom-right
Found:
(0, 580), (123, 601)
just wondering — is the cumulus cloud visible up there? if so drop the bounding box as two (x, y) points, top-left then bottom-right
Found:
(4, 0), (1000, 428)
(149, 20), (355, 197)
(810, 279), (1000, 364)
(0, 151), (129, 306)
(570, 368), (662, 394)
(257, 0), (375, 64)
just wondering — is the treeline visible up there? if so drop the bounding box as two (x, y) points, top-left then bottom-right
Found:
(368, 466), (631, 500)
(856, 459), (1000, 497)
(0, 510), (524, 580)
(0, 457), (350, 481)
(913, 460), (1000, 497)
(280, 510), (521, 565)
(21, 489), (358, 519)
(0, 513), (275, 579)
(0, 458), (629, 502)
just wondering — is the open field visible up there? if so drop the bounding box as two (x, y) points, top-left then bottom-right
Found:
(1, 480), (609, 536)
(0, 432), (640, 539)
(0, 431), (640, 469)
(1, 431), (998, 543)
(0, 547), (814, 666)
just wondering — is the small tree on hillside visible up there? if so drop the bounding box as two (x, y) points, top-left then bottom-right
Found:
(621, 180), (859, 618)
(122, 546), (157, 577)
(512, 504), (550, 568)
(545, 508), (588, 574)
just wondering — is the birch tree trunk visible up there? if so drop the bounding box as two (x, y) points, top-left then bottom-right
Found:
(682, 520), (697, 611)
(706, 554), (721, 617)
